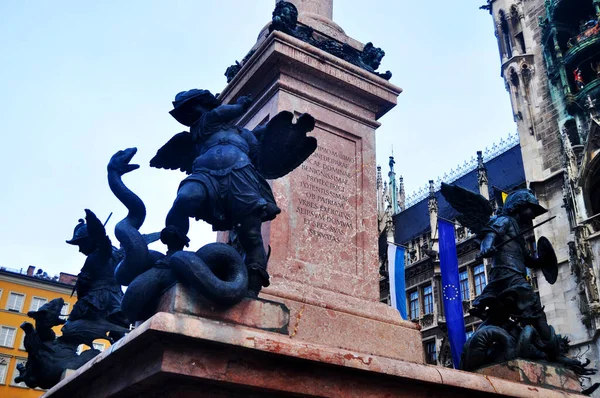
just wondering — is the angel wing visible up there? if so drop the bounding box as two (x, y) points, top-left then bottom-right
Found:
(256, 111), (317, 179)
(440, 183), (493, 236)
(149, 131), (197, 174)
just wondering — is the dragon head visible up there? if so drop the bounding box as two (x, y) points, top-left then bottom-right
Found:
(107, 148), (140, 176)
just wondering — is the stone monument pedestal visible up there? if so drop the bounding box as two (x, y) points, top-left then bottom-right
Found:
(42, 285), (586, 398)
(475, 359), (582, 394)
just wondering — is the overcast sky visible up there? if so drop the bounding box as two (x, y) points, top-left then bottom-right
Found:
(0, 1), (515, 276)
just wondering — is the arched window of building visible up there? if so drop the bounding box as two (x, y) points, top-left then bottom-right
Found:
(509, 67), (520, 88)
(499, 10), (513, 58)
(510, 5), (526, 54)
(588, 163), (600, 216)
(564, 119), (581, 146)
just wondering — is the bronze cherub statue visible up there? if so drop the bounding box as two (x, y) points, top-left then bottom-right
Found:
(150, 89), (316, 296)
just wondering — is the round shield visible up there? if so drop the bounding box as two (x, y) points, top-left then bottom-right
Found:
(537, 236), (558, 285)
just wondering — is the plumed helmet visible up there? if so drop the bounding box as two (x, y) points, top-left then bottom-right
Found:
(66, 219), (88, 245)
(502, 189), (547, 217)
(169, 89), (221, 127)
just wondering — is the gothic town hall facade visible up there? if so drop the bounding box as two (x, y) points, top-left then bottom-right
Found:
(380, 0), (600, 385)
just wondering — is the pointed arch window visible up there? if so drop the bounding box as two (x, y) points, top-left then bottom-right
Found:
(564, 119), (581, 146)
(511, 5), (526, 53)
(499, 10), (513, 58)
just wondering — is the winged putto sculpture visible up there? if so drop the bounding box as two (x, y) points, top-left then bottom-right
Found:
(150, 89), (316, 296)
(441, 183), (595, 377)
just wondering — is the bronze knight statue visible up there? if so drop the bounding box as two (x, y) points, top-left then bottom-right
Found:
(441, 183), (596, 378)
(64, 210), (130, 337)
(14, 210), (134, 389)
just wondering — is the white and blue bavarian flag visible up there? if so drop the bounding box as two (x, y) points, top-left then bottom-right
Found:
(438, 218), (467, 368)
(387, 243), (407, 320)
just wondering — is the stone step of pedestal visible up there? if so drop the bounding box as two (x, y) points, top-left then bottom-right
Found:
(157, 283), (290, 334)
(42, 312), (588, 398)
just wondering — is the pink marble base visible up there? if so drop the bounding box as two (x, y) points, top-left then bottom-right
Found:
(157, 284), (290, 334)
(156, 283), (422, 364)
(260, 291), (424, 363)
(43, 312), (586, 398)
(476, 359), (581, 393)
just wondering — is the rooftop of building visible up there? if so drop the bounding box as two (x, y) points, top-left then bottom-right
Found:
(0, 265), (77, 288)
(394, 138), (525, 244)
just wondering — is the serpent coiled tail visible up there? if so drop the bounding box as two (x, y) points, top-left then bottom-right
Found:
(460, 325), (516, 371)
(171, 243), (248, 305)
(108, 148), (248, 322)
(461, 323), (597, 379)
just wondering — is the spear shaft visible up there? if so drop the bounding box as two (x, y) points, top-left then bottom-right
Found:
(477, 216), (556, 260)
(494, 215), (556, 250)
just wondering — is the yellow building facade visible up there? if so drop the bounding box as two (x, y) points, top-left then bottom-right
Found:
(0, 266), (78, 398)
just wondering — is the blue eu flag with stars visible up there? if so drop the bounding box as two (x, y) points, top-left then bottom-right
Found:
(438, 218), (466, 368)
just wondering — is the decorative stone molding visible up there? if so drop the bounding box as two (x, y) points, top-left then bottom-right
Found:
(569, 228), (600, 328)
(559, 125), (581, 191)
(477, 150), (489, 186)
(428, 180), (438, 214)
(398, 176), (405, 211)
(438, 337), (453, 368)
(520, 61), (534, 85)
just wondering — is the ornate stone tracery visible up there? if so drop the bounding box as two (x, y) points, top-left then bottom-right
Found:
(404, 133), (519, 208)
(569, 235), (600, 328)
(477, 150), (489, 187)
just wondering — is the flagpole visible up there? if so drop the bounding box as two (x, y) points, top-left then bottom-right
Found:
(437, 216), (461, 226)
(387, 241), (409, 249)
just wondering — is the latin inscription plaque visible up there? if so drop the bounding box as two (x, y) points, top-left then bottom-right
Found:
(292, 128), (358, 274)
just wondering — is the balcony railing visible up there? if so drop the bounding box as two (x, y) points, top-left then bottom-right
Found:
(574, 77), (600, 105)
(565, 27), (600, 66)
(420, 313), (435, 329)
(582, 212), (600, 235)
(567, 22), (600, 49)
